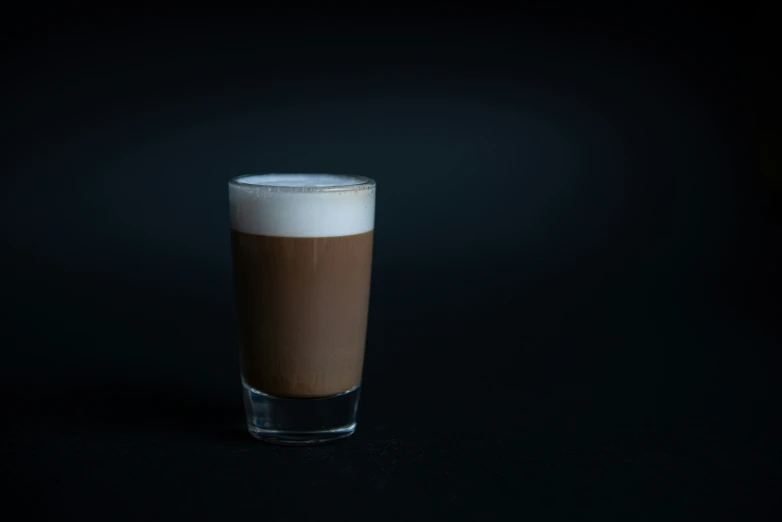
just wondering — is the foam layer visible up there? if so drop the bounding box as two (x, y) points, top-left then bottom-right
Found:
(229, 174), (375, 237)
(237, 174), (366, 188)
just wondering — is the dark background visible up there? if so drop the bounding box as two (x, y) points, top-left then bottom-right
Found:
(2, 5), (780, 520)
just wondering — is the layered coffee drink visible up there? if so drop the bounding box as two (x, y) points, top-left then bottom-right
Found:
(229, 174), (375, 411)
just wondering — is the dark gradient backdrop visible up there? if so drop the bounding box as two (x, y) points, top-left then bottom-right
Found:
(2, 7), (780, 521)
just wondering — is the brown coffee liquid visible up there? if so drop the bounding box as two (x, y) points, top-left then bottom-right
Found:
(231, 229), (373, 398)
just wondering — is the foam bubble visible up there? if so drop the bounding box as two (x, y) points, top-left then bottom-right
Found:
(228, 174), (375, 238)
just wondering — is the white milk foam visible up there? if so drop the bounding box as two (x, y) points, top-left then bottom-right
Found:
(229, 174), (375, 238)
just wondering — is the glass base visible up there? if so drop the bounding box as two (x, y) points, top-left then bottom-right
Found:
(242, 382), (360, 445)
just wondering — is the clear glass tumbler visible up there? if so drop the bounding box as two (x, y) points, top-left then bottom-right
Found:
(228, 174), (375, 444)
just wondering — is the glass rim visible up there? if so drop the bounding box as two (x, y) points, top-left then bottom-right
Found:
(228, 173), (376, 193)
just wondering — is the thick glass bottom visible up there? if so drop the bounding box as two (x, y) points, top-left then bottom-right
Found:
(242, 381), (360, 445)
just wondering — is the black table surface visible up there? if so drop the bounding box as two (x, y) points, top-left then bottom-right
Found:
(3, 7), (781, 520)
(5, 274), (781, 520)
